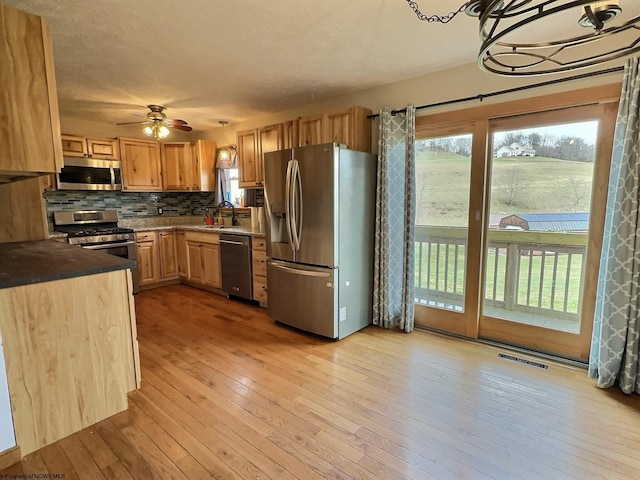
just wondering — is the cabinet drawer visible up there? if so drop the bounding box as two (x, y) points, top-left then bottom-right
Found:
(253, 279), (268, 305)
(252, 237), (266, 251)
(252, 250), (267, 277)
(135, 231), (157, 242)
(185, 231), (219, 244)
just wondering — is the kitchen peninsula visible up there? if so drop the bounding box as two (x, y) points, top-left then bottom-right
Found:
(0, 240), (140, 459)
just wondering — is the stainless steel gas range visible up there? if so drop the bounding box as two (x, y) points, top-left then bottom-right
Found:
(53, 210), (139, 294)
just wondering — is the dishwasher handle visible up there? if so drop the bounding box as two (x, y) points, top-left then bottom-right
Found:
(219, 239), (247, 246)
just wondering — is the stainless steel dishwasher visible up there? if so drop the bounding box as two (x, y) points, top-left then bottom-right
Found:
(219, 233), (253, 300)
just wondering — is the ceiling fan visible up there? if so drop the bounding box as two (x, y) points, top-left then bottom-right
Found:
(117, 104), (192, 139)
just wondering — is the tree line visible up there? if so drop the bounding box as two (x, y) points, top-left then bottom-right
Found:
(417, 132), (595, 162)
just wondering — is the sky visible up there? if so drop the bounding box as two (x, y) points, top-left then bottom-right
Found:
(494, 120), (599, 146)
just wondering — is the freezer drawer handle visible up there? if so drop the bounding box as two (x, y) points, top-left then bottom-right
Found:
(219, 239), (246, 246)
(271, 262), (331, 278)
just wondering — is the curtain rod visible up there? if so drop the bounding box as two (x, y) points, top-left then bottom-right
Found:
(368, 65), (625, 119)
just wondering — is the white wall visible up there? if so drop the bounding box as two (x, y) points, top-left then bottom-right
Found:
(200, 60), (624, 147)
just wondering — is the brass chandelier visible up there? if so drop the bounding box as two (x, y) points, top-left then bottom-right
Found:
(405, 1), (640, 76)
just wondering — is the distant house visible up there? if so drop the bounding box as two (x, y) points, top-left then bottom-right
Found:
(495, 142), (536, 157)
(499, 212), (589, 232)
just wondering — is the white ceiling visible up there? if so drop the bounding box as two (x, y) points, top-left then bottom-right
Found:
(4, 1), (640, 133)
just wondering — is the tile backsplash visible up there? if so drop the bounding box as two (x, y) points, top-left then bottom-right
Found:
(44, 190), (217, 221)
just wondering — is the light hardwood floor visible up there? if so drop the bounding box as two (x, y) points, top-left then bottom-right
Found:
(3, 284), (640, 479)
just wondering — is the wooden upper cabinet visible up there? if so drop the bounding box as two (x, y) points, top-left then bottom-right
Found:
(190, 139), (216, 192)
(60, 135), (87, 157)
(237, 129), (260, 188)
(61, 135), (119, 160)
(298, 113), (326, 148)
(282, 119), (298, 150)
(298, 105), (372, 152)
(161, 142), (191, 191)
(87, 138), (120, 160)
(0, 4), (63, 181)
(258, 123), (284, 185)
(119, 138), (162, 191)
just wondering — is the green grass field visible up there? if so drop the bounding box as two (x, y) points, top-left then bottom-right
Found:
(415, 152), (595, 226)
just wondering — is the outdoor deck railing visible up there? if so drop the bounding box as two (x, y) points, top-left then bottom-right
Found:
(414, 226), (588, 320)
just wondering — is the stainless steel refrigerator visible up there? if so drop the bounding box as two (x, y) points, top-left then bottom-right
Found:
(264, 143), (376, 339)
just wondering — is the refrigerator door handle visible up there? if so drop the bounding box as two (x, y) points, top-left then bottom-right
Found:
(285, 159), (295, 251)
(291, 159), (303, 251)
(270, 261), (332, 278)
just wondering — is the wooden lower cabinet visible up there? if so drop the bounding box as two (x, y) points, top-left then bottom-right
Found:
(158, 230), (179, 279)
(202, 243), (221, 288)
(175, 230), (188, 278)
(136, 231), (179, 288)
(252, 236), (268, 307)
(185, 231), (221, 289)
(136, 231), (160, 286)
(0, 269), (139, 456)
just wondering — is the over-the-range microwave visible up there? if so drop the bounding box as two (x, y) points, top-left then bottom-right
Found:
(57, 157), (122, 191)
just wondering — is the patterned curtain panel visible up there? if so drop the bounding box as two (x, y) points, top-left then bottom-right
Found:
(373, 106), (416, 332)
(589, 58), (640, 394)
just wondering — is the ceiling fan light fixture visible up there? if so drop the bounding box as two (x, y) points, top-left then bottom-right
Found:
(157, 125), (170, 139)
(142, 122), (171, 139)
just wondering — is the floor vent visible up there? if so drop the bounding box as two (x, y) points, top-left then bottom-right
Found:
(498, 353), (548, 370)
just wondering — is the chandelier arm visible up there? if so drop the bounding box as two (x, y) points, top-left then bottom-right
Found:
(584, 6), (603, 31)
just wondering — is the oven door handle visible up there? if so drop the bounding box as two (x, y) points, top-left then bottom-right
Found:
(81, 240), (136, 250)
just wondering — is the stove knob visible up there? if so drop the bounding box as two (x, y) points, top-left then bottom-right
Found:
(79, 238), (86, 243)
(101, 236), (108, 242)
(117, 234), (123, 240)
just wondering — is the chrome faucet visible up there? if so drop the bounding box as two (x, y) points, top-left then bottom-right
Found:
(217, 201), (239, 226)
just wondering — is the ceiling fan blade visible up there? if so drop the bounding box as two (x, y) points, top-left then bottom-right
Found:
(116, 120), (152, 125)
(170, 118), (188, 125)
(172, 124), (193, 132)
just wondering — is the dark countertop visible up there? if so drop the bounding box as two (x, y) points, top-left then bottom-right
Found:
(0, 240), (136, 289)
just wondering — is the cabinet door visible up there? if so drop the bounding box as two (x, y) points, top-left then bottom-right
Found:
(187, 241), (204, 283)
(298, 113), (326, 147)
(136, 236), (160, 286)
(326, 105), (372, 153)
(0, 5), (63, 176)
(120, 139), (162, 191)
(161, 142), (191, 190)
(237, 129), (260, 188)
(326, 109), (352, 147)
(258, 124), (283, 186)
(175, 230), (188, 278)
(283, 120), (298, 149)
(61, 134), (87, 157)
(87, 138), (119, 160)
(190, 140), (216, 192)
(202, 243), (221, 288)
(158, 231), (178, 279)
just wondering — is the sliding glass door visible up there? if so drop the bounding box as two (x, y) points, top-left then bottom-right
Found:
(479, 106), (616, 360)
(415, 101), (617, 361)
(414, 121), (487, 338)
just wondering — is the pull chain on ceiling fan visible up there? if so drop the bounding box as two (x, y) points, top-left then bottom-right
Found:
(117, 105), (192, 139)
